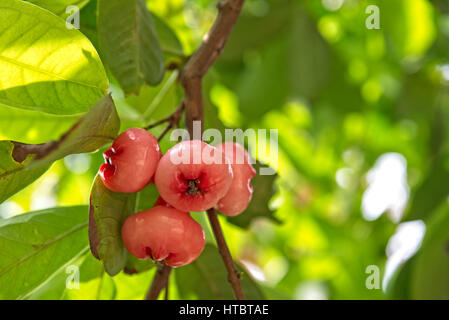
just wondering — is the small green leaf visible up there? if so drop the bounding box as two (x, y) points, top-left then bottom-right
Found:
(89, 175), (137, 276)
(135, 183), (159, 212)
(0, 141), (51, 204)
(151, 12), (184, 57)
(0, 0), (108, 115)
(124, 253), (154, 275)
(26, 0), (90, 16)
(224, 162), (279, 229)
(175, 244), (265, 299)
(98, 0), (165, 95)
(0, 206), (89, 300)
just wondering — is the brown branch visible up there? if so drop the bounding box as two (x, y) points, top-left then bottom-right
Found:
(145, 262), (172, 300)
(181, 0), (245, 136)
(150, 102), (185, 141)
(207, 209), (245, 300)
(144, 102), (185, 132)
(179, 0), (246, 300)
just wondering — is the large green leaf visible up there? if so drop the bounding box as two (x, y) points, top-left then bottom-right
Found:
(175, 244), (265, 299)
(0, 103), (78, 144)
(0, 0), (108, 115)
(17, 94), (119, 169)
(0, 95), (119, 204)
(89, 175), (137, 276)
(0, 141), (51, 204)
(151, 12), (183, 57)
(26, 0), (90, 16)
(97, 0), (165, 95)
(225, 162), (279, 229)
(28, 252), (117, 300)
(0, 206), (89, 300)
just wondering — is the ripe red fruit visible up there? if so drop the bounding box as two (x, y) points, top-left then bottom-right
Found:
(215, 142), (256, 216)
(154, 140), (233, 212)
(99, 128), (161, 193)
(121, 206), (205, 267)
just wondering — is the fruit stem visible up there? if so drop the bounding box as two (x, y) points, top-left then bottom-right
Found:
(207, 208), (246, 300)
(145, 262), (172, 300)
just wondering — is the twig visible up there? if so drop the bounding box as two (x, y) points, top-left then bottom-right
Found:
(207, 209), (245, 299)
(144, 117), (170, 130)
(145, 262), (172, 300)
(149, 102), (185, 141)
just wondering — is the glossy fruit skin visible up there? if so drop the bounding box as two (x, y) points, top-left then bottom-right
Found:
(215, 142), (256, 216)
(121, 206), (205, 267)
(154, 140), (233, 212)
(99, 128), (161, 193)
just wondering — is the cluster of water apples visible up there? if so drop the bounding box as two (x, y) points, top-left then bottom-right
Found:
(98, 128), (256, 267)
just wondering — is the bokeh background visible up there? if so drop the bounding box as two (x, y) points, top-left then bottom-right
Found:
(1, 0), (449, 299)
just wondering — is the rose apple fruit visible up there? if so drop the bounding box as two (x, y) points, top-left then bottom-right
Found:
(154, 140), (233, 212)
(215, 142), (256, 216)
(121, 206), (205, 267)
(99, 128), (161, 193)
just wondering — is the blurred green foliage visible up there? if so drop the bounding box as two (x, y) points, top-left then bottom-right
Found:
(1, 0), (449, 300)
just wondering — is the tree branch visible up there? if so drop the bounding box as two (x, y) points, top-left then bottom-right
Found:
(181, 0), (245, 136)
(145, 262), (172, 300)
(207, 209), (245, 299)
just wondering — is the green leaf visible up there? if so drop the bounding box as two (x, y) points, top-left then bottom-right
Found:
(0, 141), (51, 204)
(0, 0), (108, 115)
(89, 175), (137, 276)
(113, 268), (156, 300)
(175, 244), (265, 299)
(0, 95), (119, 204)
(26, 0), (90, 16)
(66, 269), (117, 300)
(98, 0), (165, 95)
(19, 94), (120, 169)
(225, 162), (279, 229)
(124, 253), (154, 275)
(0, 103), (79, 144)
(0, 206), (89, 300)
(28, 252), (115, 300)
(135, 183), (159, 212)
(151, 12), (183, 57)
